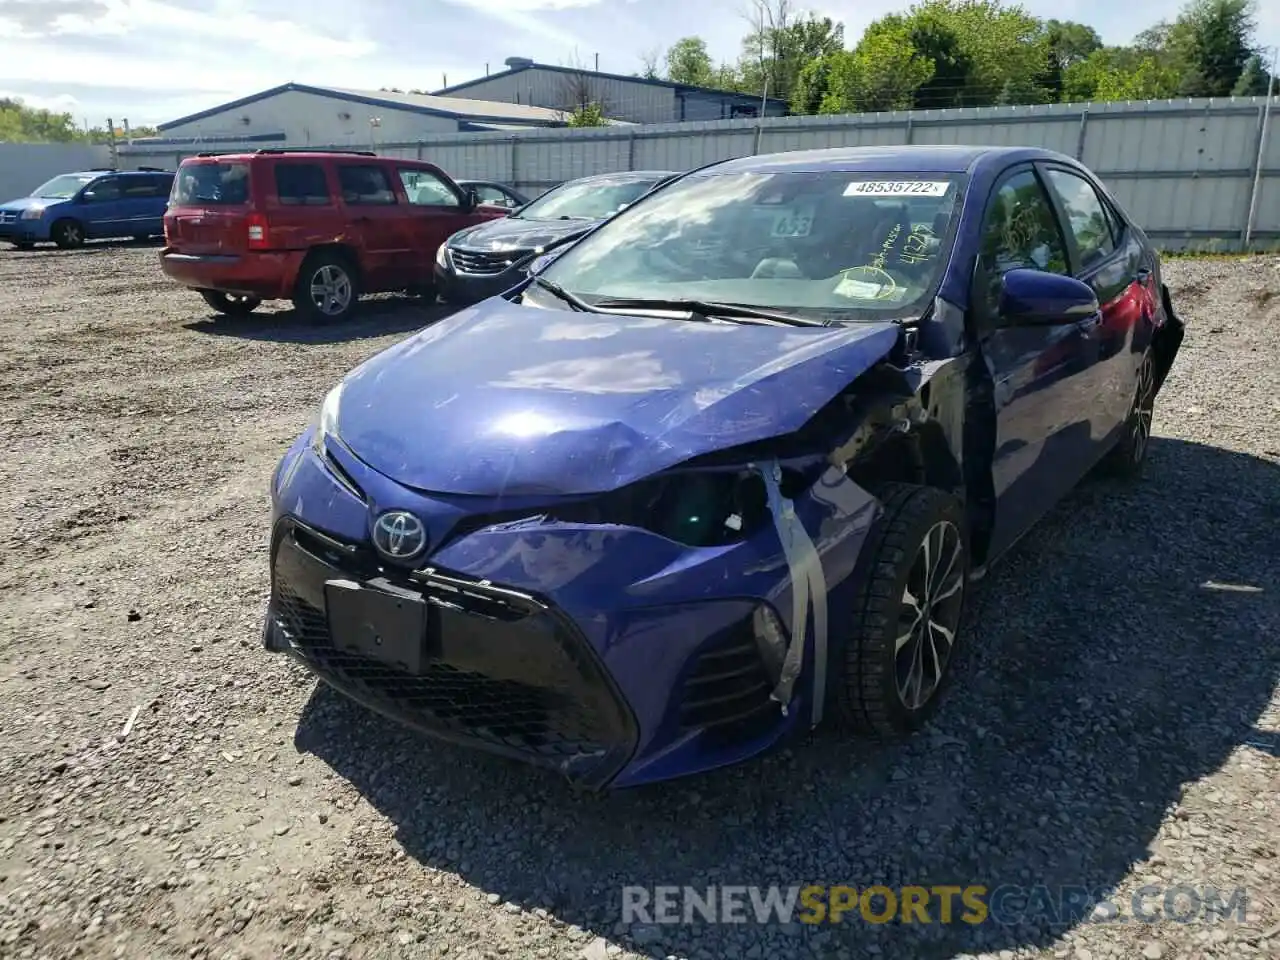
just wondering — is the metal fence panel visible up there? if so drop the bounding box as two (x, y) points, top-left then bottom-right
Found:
(19, 94), (1255, 250)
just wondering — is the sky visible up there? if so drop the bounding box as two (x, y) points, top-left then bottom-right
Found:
(0, 0), (1277, 129)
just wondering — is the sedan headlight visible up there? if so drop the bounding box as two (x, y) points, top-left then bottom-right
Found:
(20, 207), (45, 220)
(309, 382), (343, 457)
(435, 242), (449, 267)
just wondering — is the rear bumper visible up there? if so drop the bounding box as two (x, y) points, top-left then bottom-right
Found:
(159, 248), (304, 299)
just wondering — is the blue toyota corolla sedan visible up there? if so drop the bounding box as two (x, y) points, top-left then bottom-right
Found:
(264, 145), (1184, 790)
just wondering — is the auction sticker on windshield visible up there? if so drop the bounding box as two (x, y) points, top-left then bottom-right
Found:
(770, 204), (816, 237)
(844, 181), (951, 197)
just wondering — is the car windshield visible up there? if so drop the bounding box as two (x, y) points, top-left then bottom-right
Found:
(516, 177), (661, 221)
(536, 170), (965, 322)
(171, 161), (250, 205)
(30, 174), (97, 199)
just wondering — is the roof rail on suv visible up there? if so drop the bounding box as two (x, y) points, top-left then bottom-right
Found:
(135, 166), (168, 173)
(252, 148), (377, 156)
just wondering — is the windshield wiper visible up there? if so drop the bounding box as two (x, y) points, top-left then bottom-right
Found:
(528, 274), (597, 312)
(592, 297), (828, 327)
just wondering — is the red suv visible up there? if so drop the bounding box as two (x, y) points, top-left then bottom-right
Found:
(159, 149), (509, 322)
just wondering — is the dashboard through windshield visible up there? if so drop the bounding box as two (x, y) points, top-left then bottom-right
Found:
(536, 170), (965, 321)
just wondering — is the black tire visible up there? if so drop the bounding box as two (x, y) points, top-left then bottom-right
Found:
(292, 252), (359, 324)
(51, 219), (85, 249)
(835, 482), (970, 738)
(1100, 351), (1156, 480)
(200, 290), (262, 316)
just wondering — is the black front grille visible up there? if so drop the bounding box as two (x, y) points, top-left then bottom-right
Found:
(269, 522), (636, 785)
(450, 247), (532, 276)
(0, 212), (18, 224)
(679, 617), (777, 736)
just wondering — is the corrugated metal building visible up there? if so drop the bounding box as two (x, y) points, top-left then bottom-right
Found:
(434, 57), (789, 125)
(147, 83), (576, 150)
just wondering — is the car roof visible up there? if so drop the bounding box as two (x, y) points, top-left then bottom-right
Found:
(65, 169), (163, 177)
(704, 145), (1079, 177)
(563, 170), (679, 184)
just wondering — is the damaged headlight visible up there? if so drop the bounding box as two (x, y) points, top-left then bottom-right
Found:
(546, 468), (770, 547)
(309, 382), (344, 458)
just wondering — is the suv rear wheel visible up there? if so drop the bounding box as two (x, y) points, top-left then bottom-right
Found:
(200, 290), (262, 317)
(51, 219), (85, 249)
(293, 252), (358, 323)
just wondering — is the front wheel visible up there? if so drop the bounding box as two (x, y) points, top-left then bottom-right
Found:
(51, 219), (85, 249)
(292, 253), (359, 324)
(836, 483), (969, 738)
(200, 290), (262, 316)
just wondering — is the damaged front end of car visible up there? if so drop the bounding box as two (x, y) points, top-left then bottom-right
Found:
(263, 317), (971, 790)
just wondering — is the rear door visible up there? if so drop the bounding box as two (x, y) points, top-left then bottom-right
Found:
(395, 164), (479, 274)
(165, 160), (253, 254)
(335, 162), (410, 290)
(267, 159), (339, 249)
(974, 164), (1104, 559)
(117, 174), (169, 237)
(78, 176), (126, 238)
(1039, 163), (1150, 449)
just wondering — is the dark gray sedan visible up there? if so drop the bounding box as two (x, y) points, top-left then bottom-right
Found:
(433, 170), (679, 305)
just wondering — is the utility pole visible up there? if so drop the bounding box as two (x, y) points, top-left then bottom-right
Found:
(1244, 45), (1278, 249)
(106, 118), (118, 169)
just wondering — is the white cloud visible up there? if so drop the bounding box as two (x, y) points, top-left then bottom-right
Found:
(0, 89), (81, 112)
(441, 0), (590, 51)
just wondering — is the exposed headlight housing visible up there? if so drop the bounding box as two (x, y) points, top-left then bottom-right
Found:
(20, 206), (45, 220)
(309, 382), (343, 458)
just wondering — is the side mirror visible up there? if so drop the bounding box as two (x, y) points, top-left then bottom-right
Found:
(81, 190), (96, 201)
(997, 268), (1099, 325)
(464, 187), (482, 210)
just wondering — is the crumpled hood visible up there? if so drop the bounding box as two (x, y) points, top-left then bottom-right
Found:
(0, 196), (60, 214)
(333, 299), (903, 496)
(449, 215), (594, 254)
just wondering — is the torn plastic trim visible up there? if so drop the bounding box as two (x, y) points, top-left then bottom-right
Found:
(756, 458), (829, 726)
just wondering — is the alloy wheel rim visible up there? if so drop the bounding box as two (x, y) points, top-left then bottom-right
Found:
(895, 520), (965, 711)
(65, 224), (82, 243)
(310, 265), (352, 316)
(1132, 357), (1155, 462)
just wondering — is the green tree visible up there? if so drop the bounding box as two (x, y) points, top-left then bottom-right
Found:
(1038, 20), (1104, 97)
(567, 102), (607, 127)
(665, 37), (715, 86)
(818, 24), (935, 113)
(1167, 0), (1259, 96)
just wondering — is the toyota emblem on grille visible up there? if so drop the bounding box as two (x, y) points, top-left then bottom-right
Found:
(372, 511), (427, 560)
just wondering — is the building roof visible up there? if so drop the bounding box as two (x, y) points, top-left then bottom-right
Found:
(433, 61), (789, 109)
(157, 82), (573, 132)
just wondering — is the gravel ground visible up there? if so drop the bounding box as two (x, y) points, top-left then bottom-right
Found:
(0, 242), (1276, 960)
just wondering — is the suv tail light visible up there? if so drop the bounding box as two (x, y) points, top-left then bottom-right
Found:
(246, 211), (270, 250)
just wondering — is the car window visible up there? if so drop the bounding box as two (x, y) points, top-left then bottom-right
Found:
(338, 165), (397, 205)
(398, 169), (459, 207)
(85, 177), (121, 202)
(150, 174), (175, 196)
(978, 169), (1069, 310)
(516, 177), (660, 221)
(1043, 168), (1116, 271)
(172, 162), (249, 206)
(275, 163), (331, 206)
(537, 170), (964, 321)
(29, 173), (97, 199)
(121, 177), (162, 199)
(473, 185), (514, 207)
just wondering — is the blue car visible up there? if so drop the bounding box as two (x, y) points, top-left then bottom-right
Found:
(263, 145), (1185, 790)
(0, 168), (174, 249)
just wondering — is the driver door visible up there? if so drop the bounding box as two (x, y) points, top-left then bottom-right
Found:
(975, 165), (1103, 560)
(78, 176), (125, 238)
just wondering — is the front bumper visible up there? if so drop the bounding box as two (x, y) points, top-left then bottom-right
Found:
(264, 433), (880, 788)
(433, 259), (530, 305)
(0, 217), (48, 243)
